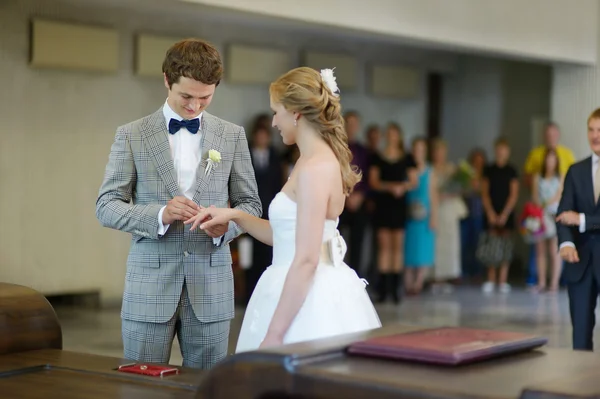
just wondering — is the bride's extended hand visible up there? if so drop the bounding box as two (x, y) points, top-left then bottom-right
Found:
(259, 332), (283, 349)
(184, 206), (236, 232)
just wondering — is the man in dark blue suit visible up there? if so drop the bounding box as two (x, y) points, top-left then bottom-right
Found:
(556, 108), (600, 351)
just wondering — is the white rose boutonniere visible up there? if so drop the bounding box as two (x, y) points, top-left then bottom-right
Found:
(205, 149), (221, 175)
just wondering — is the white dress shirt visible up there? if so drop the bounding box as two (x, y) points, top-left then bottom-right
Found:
(559, 153), (600, 250)
(157, 100), (222, 245)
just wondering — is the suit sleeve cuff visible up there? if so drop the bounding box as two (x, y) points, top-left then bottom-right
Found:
(214, 221), (240, 246)
(579, 213), (586, 233)
(158, 206), (170, 236)
(559, 241), (575, 250)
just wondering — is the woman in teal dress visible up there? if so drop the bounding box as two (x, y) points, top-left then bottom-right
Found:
(404, 137), (438, 295)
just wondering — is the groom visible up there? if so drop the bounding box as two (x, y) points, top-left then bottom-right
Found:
(96, 38), (261, 369)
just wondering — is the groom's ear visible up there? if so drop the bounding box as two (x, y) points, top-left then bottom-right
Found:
(163, 73), (171, 90)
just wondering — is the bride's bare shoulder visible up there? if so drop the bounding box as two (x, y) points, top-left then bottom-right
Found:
(296, 156), (341, 198)
(299, 155), (338, 179)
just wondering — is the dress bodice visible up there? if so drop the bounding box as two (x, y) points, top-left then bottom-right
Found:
(407, 166), (432, 205)
(538, 175), (560, 203)
(538, 175), (561, 214)
(268, 192), (344, 267)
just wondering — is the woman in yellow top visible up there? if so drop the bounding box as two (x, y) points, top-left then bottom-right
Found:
(523, 123), (575, 188)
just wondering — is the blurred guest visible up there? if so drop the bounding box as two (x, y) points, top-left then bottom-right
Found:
(480, 138), (519, 294)
(460, 148), (487, 282)
(524, 122), (575, 187)
(431, 139), (467, 293)
(369, 123), (416, 303)
(245, 125), (283, 303)
(404, 137), (438, 295)
(366, 124), (381, 155)
(523, 122), (575, 286)
(531, 149), (564, 292)
(252, 113), (271, 131)
(339, 111), (370, 275)
(361, 124), (382, 292)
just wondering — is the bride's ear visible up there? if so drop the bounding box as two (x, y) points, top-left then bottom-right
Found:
(293, 112), (302, 124)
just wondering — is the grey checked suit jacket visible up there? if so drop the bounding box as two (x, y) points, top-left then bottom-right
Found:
(96, 108), (262, 324)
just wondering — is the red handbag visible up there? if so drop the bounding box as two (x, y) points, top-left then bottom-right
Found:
(519, 201), (546, 239)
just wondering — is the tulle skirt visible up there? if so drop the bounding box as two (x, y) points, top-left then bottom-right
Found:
(235, 262), (382, 353)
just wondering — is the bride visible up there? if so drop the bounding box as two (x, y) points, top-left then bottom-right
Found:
(185, 67), (381, 351)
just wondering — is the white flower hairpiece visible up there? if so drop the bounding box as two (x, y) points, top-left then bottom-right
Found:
(320, 68), (340, 97)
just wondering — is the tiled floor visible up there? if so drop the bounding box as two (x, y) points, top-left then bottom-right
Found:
(55, 286), (581, 366)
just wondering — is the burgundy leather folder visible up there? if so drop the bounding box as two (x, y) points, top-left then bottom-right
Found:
(346, 327), (547, 365)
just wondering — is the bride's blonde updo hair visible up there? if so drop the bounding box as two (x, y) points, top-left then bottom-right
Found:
(269, 67), (361, 195)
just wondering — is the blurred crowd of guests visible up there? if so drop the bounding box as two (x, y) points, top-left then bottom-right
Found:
(241, 112), (576, 306)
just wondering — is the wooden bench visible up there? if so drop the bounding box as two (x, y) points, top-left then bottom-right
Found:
(0, 283), (205, 399)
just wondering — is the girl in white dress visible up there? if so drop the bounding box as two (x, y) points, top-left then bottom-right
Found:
(185, 67), (381, 351)
(531, 149), (564, 292)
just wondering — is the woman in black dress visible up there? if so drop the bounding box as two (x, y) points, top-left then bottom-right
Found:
(480, 137), (519, 294)
(369, 122), (417, 303)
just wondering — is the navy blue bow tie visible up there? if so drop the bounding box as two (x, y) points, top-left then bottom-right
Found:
(168, 118), (200, 134)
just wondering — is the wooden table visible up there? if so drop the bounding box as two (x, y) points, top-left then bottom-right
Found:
(0, 349), (205, 399)
(199, 325), (600, 399)
(4, 281), (600, 398)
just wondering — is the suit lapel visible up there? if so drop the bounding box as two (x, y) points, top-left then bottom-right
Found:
(192, 112), (226, 204)
(580, 157), (596, 209)
(142, 108), (182, 198)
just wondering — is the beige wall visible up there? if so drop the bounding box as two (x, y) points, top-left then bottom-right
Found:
(500, 61), (552, 169)
(0, 0), (436, 303)
(183, 0), (599, 64)
(550, 1), (600, 160)
(551, 66), (600, 160)
(1, 0), (561, 302)
(442, 57), (551, 166)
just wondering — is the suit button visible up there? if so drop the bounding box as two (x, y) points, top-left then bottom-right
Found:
(184, 251), (190, 257)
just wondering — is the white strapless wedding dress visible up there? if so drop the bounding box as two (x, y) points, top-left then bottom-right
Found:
(235, 192), (382, 353)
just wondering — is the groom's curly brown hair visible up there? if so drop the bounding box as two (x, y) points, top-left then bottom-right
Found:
(162, 38), (223, 87)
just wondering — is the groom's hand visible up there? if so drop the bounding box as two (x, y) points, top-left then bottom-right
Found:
(162, 196), (200, 225)
(204, 223), (228, 238)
